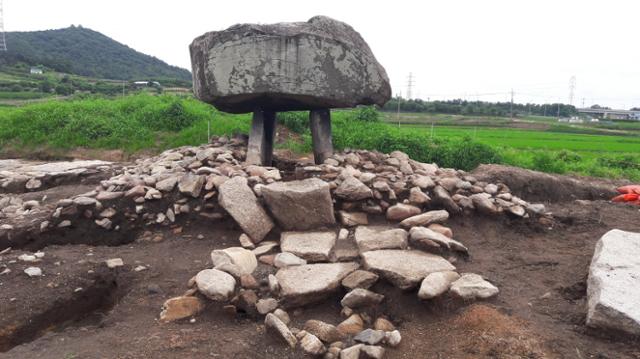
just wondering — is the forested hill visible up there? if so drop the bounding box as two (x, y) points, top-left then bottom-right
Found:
(0, 26), (192, 83)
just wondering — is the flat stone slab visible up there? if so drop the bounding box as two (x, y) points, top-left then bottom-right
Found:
(218, 176), (274, 242)
(361, 250), (455, 290)
(262, 178), (335, 230)
(190, 16), (391, 113)
(276, 262), (359, 307)
(280, 231), (337, 262)
(354, 226), (408, 253)
(587, 229), (640, 335)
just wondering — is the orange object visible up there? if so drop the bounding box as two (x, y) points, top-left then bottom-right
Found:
(617, 185), (640, 195)
(612, 186), (640, 205)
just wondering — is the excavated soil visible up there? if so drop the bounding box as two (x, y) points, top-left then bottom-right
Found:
(2, 181), (640, 358)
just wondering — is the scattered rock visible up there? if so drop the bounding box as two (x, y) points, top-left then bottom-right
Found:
(418, 271), (461, 299)
(195, 268), (236, 301)
(106, 258), (124, 268)
(386, 203), (421, 221)
(587, 229), (640, 335)
(354, 226), (407, 253)
(399, 210), (449, 228)
(409, 227), (468, 254)
(428, 223), (453, 238)
(300, 332), (327, 355)
(336, 314), (364, 335)
(159, 296), (205, 323)
(373, 318), (395, 332)
(211, 247), (257, 275)
(262, 178), (336, 230)
(450, 273), (499, 300)
(360, 345), (385, 359)
(341, 270), (379, 290)
(276, 262), (359, 307)
(274, 252), (308, 268)
(362, 250), (456, 289)
(218, 176), (274, 243)
(384, 330), (402, 347)
(273, 308), (290, 325)
(340, 344), (364, 359)
(24, 266), (42, 277)
(335, 177), (373, 201)
(338, 211), (369, 227)
(178, 173), (205, 197)
(304, 320), (343, 343)
(256, 298), (279, 315)
(354, 329), (385, 345)
(340, 288), (384, 308)
(280, 231), (336, 262)
(265, 313), (297, 348)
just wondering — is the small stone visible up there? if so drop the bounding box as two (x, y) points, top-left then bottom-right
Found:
(240, 274), (259, 289)
(341, 270), (379, 290)
(418, 271), (460, 299)
(280, 231), (336, 262)
(134, 265), (147, 272)
(338, 228), (349, 241)
(159, 296), (205, 323)
(334, 176), (373, 201)
(354, 226), (407, 253)
(399, 210), (449, 228)
(237, 289), (258, 314)
(386, 203), (421, 221)
(18, 254), (38, 262)
(408, 187), (430, 205)
(256, 298), (279, 315)
(384, 330), (402, 347)
(301, 333), (326, 355)
(340, 288), (384, 308)
(24, 266), (42, 277)
(211, 247), (257, 275)
(195, 268), (237, 301)
(238, 233), (255, 249)
(360, 345), (385, 359)
(304, 320), (343, 343)
(336, 314), (364, 335)
(106, 258), (124, 268)
(338, 211), (369, 227)
(340, 344), (364, 359)
(274, 252), (307, 268)
(354, 329), (385, 345)
(428, 223), (453, 238)
(373, 318), (395, 332)
(450, 273), (499, 300)
(253, 241), (279, 256)
(268, 274), (280, 293)
(57, 220), (71, 228)
(265, 313), (297, 348)
(273, 308), (290, 325)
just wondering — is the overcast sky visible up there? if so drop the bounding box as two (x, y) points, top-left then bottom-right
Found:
(5, 0), (640, 108)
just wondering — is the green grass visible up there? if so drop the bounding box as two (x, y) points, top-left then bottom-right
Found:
(0, 91), (50, 100)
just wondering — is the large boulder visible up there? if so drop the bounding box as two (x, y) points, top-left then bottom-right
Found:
(261, 178), (335, 230)
(218, 176), (274, 242)
(587, 229), (640, 335)
(190, 16), (391, 113)
(275, 262), (359, 307)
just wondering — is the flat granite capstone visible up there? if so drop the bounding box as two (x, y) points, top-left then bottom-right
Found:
(276, 262), (359, 307)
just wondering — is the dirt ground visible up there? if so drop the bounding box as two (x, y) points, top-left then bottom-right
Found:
(2, 167), (640, 358)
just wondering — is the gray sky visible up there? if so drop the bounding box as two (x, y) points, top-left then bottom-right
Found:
(5, 0), (640, 108)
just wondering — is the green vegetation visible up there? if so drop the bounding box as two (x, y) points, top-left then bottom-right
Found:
(0, 26), (191, 85)
(0, 95), (637, 181)
(383, 98), (578, 118)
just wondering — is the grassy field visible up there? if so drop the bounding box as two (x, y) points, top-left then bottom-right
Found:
(383, 112), (640, 181)
(0, 94), (638, 181)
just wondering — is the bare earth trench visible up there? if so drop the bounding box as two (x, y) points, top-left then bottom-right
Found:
(1, 157), (640, 358)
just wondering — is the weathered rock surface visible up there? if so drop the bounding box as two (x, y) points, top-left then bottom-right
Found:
(195, 268), (237, 301)
(276, 262), (359, 307)
(341, 270), (379, 290)
(337, 314), (364, 335)
(340, 288), (384, 308)
(418, 271), (460, 299)
(362, 250), (456, 289)
(159, 296), (205, 323)
(265, 313), (297, 348)
(218, 176), (274, 242)
(262, 178), (335, 230)
(354, 226), (408, 253)
(354, 329), (385, 345)
(300, 332), (326, 355)
(190, 16), (391, 113)
(274, 252), (307, 268)
(399, 210), (449, 228)
(587, 229), (640, 335)
(304, 319), (343, 343)
(409, 227), (468, 254)
(280, 231), (336, 262)
(450, 273), (499, 300)
(386, 203), (421, 221)
(335, 176), (373, 201)
(211, 247), (257, 275)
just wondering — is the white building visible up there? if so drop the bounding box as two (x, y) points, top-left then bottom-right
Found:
(30, 67), (43, 75)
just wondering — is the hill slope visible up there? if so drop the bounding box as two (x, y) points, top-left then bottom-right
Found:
(0, 26), (191, 83)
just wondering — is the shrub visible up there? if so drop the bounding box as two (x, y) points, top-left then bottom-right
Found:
(532, 152), (565, 173)
(350, 106), (381, 122)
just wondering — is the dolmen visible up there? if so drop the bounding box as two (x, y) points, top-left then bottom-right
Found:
(190, 15), (391, 165)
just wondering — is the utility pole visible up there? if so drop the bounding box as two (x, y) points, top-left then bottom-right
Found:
(396, 91), (401, 127)
(582, 97), (585, 108)
(0, 0), (7, 51)
(122, 81), (125, 96)
(510, 89), (514, 120)
(406, 73), (414, 100)
(557, 103), (561, 119)
(569, 76), (576, 106)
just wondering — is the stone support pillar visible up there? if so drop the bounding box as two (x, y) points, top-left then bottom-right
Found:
(309, 109), (333, 165)
(246, 110), (276, 165)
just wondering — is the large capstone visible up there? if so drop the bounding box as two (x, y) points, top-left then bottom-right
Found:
(190, 16), (391, 113)
(261, 178), (335, 230)
(587, 229), (640, 335)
